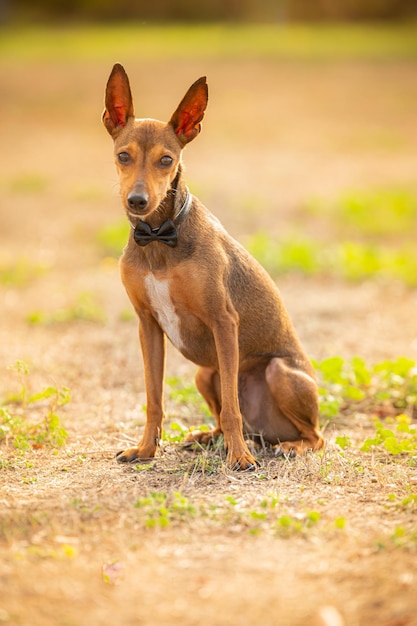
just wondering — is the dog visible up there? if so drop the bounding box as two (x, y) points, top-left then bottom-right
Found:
(103, 64), (324, 470)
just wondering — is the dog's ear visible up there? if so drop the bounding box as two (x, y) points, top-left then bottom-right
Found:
(169, 77), (208, 146)
(102, 63), (134, 137)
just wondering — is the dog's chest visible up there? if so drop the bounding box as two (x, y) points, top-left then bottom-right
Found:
(144, 275), (183, 350)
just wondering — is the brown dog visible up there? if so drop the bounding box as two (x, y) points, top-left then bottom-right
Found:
(103, 64), (324, 470)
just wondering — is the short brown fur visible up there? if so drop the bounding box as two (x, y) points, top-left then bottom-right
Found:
(103, 64), (324, 470)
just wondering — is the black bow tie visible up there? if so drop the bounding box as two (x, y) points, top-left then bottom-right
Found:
(132, 188), (192, 248)
(133, 219), (178, 248)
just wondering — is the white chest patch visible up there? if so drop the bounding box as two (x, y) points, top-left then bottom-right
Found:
(144, 275), (183, 351)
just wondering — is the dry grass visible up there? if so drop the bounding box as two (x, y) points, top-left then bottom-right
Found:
(1, 24), (417, 626)
(2, 438), (417, 625)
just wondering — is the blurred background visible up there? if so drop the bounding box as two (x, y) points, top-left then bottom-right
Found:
(2, 0), (417, 23)
(0, 1), (417, 389)
(1, 7), (417, 626)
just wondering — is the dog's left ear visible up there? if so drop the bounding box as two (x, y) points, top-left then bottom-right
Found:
(102, 63), (135, 137)
(169, 77), (208, 147)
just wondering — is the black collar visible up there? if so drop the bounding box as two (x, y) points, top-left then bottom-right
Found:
(131, 188), (192, 248)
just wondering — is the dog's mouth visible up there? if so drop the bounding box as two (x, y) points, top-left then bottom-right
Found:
(126, 208), (153, 224)
(127, 209), (144, 220)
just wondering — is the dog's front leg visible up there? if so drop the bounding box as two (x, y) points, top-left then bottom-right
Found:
(213, 313), (258, 471)
(116, 313), (166, 463)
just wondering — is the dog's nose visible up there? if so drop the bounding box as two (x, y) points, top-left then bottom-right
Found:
(127, 191), (149, 211)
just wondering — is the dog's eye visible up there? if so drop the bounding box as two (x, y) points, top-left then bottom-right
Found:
(160, 155), (173, 167)
(117, 152), (131, 165)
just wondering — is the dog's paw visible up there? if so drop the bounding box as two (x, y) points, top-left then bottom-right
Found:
(116, 447), (155, 463)
(273, 443), (296, 458)
(232, 460), (258, 472)
(183, 427), (221, 448)
(229, 451), (260, 472)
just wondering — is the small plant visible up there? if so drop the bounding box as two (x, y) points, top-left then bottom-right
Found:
(119, 309), (135, 322)
(314, 356), (417, 422)
(130, 489), (349, 538)
(162, 420), (190, 444)
(6, 360), (31, 405)
(361, 414), (417, 456)
(246, 233), (321, 277)
(334, 517), (347, 530)
(329, 188), (417, 238)
(314, 355), (369, 420)
(0, 258), (47, 287)
(166, 377), (211, 420)
(335, 435), (352, 450)
(244, 233), (417, 286)
(0, 361), (70, 452)
(337, 242), (417, 286)
(222, 494), (324, 537)
(376, 524), (417, 551)
(183, 450), (224, 476)
(96, 220), (130, 257)
(26, 292), (106, 325)
(270, 510), (320, 537)
(134, 492), (196, 528)
(388, 492), (417, 512)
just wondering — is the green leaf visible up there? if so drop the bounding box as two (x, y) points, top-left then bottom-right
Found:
(335, 435), (352, 450)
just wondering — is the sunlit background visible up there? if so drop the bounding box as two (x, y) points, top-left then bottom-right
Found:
(1, 3), (416, 285)
(1, 5), (417, 625)
(1, 1), (417, 396)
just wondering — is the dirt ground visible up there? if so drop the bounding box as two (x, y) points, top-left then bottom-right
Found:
(1, 34), (417, 626)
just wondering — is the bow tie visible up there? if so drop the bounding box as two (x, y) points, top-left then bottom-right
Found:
(133, 219), (177, 248)
(131, 188), (192, 248)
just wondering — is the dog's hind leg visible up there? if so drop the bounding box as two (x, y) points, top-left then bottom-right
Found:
(265, 357), (324, 456)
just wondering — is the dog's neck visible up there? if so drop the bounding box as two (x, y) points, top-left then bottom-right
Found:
(155, 169), (191, 228)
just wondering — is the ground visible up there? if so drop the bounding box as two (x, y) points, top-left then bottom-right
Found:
(1, 26), (417, 626)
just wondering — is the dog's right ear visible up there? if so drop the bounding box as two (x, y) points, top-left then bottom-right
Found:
(102, 63), (134, 137)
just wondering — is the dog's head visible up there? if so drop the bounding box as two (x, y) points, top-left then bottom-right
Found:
(103, 64), (208, 220)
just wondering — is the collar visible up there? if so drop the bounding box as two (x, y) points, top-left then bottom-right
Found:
(171, 187), (192, 227)
(130, 187), (192, 248)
